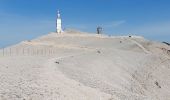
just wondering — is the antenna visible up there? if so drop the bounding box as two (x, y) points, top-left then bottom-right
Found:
(97, 26), (103, 34)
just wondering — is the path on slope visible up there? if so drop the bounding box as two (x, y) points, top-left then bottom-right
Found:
(51, 48), (150, 100)
(1, 33), (170, 100)
(0, 55), (111, 100)
(41, 55), (112, 100)
(129, 39), (150, 54)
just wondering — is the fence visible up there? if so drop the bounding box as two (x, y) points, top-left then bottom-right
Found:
(0, 47), (61, 57)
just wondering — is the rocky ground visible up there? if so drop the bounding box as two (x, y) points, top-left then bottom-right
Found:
(0, 31), (170, 100)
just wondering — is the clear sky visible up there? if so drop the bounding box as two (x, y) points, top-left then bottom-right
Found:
(0, 0), (170, 47)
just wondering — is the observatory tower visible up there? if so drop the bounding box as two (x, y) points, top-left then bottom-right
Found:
(56, 10), (63, 34)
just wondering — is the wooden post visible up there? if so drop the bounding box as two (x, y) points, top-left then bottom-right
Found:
(9, 48), (11, 56)
(16, 48), (18, 56)
(22, 48), (24, 55)
(27, 48), (29, 56)
(3, 48), (4, 57)
(32, 49), (34, 56)
(36, 49), (38, 56)
(41, 49), (43, 56)
(45, 49), (46, 56)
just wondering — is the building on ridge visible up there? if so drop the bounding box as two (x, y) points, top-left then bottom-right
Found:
(56, 10), (63, 34)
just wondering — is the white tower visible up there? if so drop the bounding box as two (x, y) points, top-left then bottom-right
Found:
(56, 10), (63, 34)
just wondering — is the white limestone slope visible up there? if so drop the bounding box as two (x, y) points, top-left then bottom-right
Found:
(0, 31), (170, 100)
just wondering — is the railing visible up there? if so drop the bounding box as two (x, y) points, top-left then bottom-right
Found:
(0, 47), (61, 57)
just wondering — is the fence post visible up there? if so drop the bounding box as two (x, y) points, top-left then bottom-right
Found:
(9, 48), (11, 56)
(16, 48), (17, 56)
(44, 48), (46, 56)
(37, 49), (39, 56)
(41, 49), (43, 56)
(3, 48), (4, 57)
(28, 48), (30, 56)
(22, 48), (24, 55)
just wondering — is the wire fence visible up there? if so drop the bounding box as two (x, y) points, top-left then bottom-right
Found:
(0, 47), (61, 57)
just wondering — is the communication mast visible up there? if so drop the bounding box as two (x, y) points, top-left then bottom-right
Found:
(97, 26), (103, 34)
(56, 10), (63, 34)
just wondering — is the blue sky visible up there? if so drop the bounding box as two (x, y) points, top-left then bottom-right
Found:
(0, 0), (170, 47)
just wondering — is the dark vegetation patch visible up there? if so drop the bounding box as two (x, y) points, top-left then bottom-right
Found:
(161, 48), (170, 55)
(162, 42), (170, 46)
(155, 81), (161, 88)
(167, 50), (170, 55)
(55, 61), (60, 64)
(97, 50), (101, 54)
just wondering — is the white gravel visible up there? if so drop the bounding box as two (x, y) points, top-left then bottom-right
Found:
(0, 32), (170, 100)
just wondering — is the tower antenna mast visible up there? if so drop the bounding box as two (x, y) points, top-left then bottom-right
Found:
(56, 10), (63, 34)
